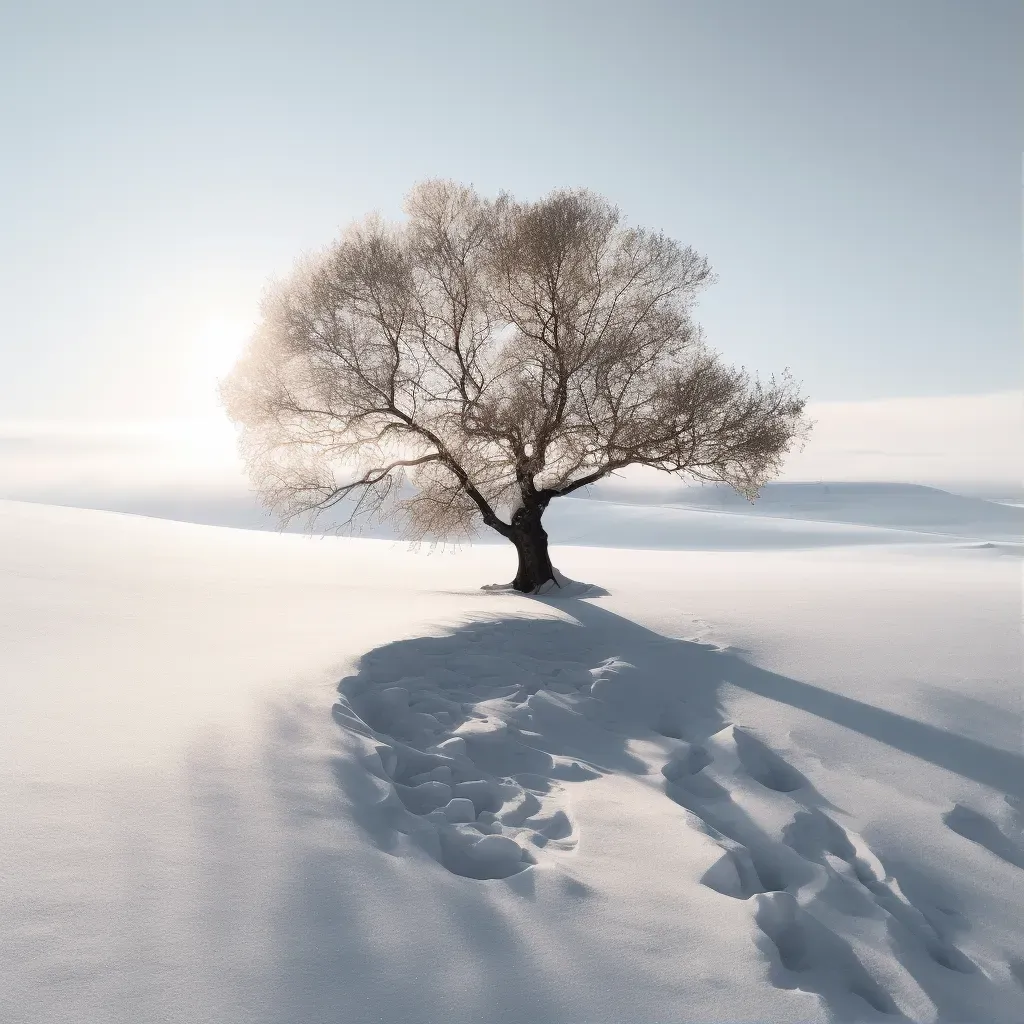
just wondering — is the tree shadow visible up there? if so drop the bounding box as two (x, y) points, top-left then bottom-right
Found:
(560, 599), (1024, 800)
(176, 698), (584, 1024)
(160, 597), (1021, 1022)
(323, 596), (1022, 1022)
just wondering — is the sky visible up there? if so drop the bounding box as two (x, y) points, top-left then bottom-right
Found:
(0, 1), (1020, 486)
(3, 393), (1020, 510)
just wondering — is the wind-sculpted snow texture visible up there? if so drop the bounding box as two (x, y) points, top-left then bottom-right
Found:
(333, 604), (1024, 1022)
(333, 622), (601, 879)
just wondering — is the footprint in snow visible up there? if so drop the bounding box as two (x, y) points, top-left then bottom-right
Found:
(943, 801), (1024, 871)
(333, 621), (605, 880)
(660, 722), (991, 1018)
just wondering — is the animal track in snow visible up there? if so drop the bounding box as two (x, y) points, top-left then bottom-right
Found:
(943, 800), (1024, 871)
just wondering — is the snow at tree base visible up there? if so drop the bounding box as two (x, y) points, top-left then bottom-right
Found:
(1, 488), (1022, 1023)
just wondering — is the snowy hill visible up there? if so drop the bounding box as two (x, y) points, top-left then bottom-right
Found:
(1, 498), (1022, 1023)
(586, 481), (1024, 543)
(10, 480), (1022, 550)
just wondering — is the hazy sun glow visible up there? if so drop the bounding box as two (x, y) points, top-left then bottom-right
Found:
(190, 316), (252, 413)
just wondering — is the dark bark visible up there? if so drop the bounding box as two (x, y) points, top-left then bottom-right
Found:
(508, 506), (556, 593)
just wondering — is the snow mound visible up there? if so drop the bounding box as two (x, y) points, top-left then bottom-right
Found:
(480, 567), (610, 597)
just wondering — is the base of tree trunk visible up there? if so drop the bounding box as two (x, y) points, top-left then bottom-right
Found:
(510, 573), (561, 595)
(480, 568), (607, 598)
(509, 519), (556, 593)
(483, 508), (609, 597)
(510, 575), (558, 594)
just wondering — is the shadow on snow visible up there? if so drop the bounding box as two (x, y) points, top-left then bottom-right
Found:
(322, 595), (1023, 1022)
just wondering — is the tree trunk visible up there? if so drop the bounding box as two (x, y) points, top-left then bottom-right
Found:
(509, 507), (556, 593)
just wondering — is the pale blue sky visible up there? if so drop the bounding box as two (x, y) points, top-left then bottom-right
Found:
(1, 0), (1020, 421)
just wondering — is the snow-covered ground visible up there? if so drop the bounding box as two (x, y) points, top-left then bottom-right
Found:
(585, 482), (1024, 542)
(9, 480), (1023, 551)
(1, 490), (1021, 1023)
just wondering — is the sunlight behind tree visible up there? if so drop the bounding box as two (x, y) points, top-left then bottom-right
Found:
(223, 181), (808, 591)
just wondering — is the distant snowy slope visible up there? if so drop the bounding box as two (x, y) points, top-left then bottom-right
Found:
(7, 479), (1020, 550)
(545, 496), (941, 550)
(587, 481), (1024, 542)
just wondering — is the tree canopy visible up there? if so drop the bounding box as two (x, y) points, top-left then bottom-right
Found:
(222, 181), (808, 591)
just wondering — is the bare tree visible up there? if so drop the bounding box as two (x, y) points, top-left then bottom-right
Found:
(222, 181), (808, 592)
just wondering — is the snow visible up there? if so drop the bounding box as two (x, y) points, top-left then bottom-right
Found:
(1, 491), (1021, 1023)
(9, 479), (1023, 553)
(650, 481), (1022, 539)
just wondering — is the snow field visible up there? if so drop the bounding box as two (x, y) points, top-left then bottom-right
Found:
(1, 496), (1021, 1023)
